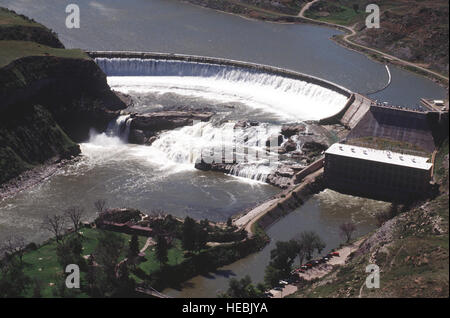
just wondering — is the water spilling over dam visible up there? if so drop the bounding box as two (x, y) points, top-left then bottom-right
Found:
(93, 54), (351, 121)
(89, 53), (355, 182)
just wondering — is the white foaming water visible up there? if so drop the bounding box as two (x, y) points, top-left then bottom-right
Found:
(81, 120), (280, 181)
(149, 121), (280, 181)
(96, 58), (349, 121)
(87, 58), (350, 182)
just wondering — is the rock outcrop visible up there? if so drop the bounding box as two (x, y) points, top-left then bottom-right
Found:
(128, 111), (213, 144)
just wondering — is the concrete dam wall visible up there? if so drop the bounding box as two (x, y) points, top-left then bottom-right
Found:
(347, 105), (437, 153)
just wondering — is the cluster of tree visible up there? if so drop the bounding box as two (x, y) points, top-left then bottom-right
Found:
(218, 275), (266, 298)
(182, 217), (208, 253)
(54, 230), (137, 297)
(41, 205), (85, 244)
(264, 231), (325, 287)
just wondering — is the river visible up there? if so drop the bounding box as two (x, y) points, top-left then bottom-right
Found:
(0, 0), (445, 297)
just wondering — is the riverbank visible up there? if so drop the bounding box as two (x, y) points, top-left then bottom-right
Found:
(179, 0), (449, 88)
(0, 156), (80, 201)
(270, 237), (365, 298)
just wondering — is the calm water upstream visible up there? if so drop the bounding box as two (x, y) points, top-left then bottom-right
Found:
(0, 0), (444, 297)
(2, 0), (446, 105)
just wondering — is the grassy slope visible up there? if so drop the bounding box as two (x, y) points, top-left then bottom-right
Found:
(0, 7), (36, 26)
(304, 0), (368, 26)
(0, 41), (88, 68)
(293, 139), (449, 298)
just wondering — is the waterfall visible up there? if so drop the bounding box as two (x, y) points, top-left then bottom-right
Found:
(96, 57), (349, 121)
(106, 115), (133, 142)
(229, 163), (274, 182)
(149, 122), (280, 180)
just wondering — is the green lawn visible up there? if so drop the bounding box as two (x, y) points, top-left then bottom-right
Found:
(20, 228), (147, 297)
(138, 239), (186, 275)
(0, 41), (88, 68)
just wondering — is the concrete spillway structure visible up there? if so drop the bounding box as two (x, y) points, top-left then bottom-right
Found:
(87, 51), (360, 123)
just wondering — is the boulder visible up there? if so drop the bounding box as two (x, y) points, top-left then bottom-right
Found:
(195, 159), (235, 173)
(281, 124), (306, 138)
(302, 140), (328, 154)
(147, 136), (158, 145)
(130, 111), (213, 133)
(128, 129), (146, 145)
(279, 139), (298, 153)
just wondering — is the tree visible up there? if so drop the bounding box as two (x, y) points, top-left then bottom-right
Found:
(264, 264), (284, 288)
(353, 4), (359, 12)
(128, 234), (140, 259)
(220, 275), (265, 298)
(32, 279), (42, 298)
(0, 255), (31, 297)
(1, 235), (26, 265)
(195, 226), (208, 252)
(93, 230), (125, 280)
(340, 222), (357, 243)
(56, 236), (86, 271)
(65, 206), (84, 234)
(114, 262), (136, 297)
(94, 199), (107, 214)
(269, 240), (298, 275)
(263, 240), (298, 288)
(42, 214), (66, 243)
(182, 217), (197, 252)
(155, 235), (169, 267)
(295, 231), (325, 264)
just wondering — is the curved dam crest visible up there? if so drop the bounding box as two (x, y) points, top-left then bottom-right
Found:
(88, 51), (354, 122)
(88, 51), (353, 97)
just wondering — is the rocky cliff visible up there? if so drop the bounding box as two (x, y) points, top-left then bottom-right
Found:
(0, 8), (126, 185)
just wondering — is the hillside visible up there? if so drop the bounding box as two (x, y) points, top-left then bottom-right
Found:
(181, 0), (308, 19)
(0, 8), (126, 185)
(293, 139), (449, 298)
(181, 0), (449, 82)
(0, 7), (63, 48)
(305, 0), (449, 77)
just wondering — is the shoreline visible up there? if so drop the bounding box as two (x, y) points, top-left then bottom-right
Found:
(270, 237), (366, 298)
(0, 156), (80, 202)
(178, 0), (448, 89)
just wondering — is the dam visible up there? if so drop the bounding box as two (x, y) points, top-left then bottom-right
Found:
(88, 51), (354, 122)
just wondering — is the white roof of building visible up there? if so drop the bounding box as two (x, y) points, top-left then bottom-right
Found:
(325, 143), (432, 170)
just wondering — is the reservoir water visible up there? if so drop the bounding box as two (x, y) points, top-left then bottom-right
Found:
(2, 0), (446, 105)
(0, 0), (444, 297)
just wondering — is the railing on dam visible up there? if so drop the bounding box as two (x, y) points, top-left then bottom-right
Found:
(87, 50), (354, 98)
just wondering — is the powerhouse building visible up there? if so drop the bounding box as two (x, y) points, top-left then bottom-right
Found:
(324, 143), (433, 201)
